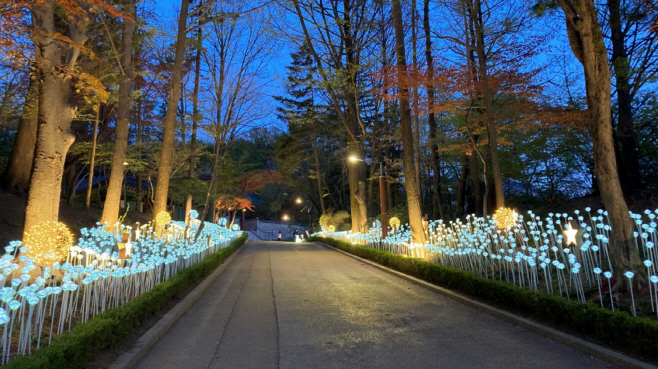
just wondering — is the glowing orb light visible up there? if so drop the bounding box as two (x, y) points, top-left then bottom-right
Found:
(156, 211), (172, 227)
(493, 207), (517, 230)
(24, 221), (73, 264)
(389, 217), (401, 228)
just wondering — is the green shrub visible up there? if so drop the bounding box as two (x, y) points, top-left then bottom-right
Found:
(309, 236), (658, 362)
(5, 233), (248, 369)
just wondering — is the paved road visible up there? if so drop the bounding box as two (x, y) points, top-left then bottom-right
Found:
(133, 241), (615, 369)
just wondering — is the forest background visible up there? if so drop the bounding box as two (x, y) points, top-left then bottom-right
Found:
(0, 0), (657, 244)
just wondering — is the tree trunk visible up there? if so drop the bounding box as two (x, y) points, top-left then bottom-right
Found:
(608, 0), (642, 192)
(4, 74), (39, 193)
(291, 0), (367, 233)
(470, 150), (482, 216)
(152, 0), (190, 219)
(136, 99), (143, 212)
(312, 130), (326, 214)
(386, 147), (394, 211)
(424, 0), (442, 220)
(557, 0), (644, 284)
(85, 105), (99, 211)
(456, 154), (469, 218)
(101, 0), (134, 226)
(194, 138), (223, 241)
(471, 0), (504, 209)
(411, 0), (422, 204)
(67, 164), (86, 206)
(347, 136), (367, 233)
(25, 1), (89, 234)
(186, 27), (202, 220)
(392, 0), (426, 244)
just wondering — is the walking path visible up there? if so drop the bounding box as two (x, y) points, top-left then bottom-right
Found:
(132, 241), (615, 369)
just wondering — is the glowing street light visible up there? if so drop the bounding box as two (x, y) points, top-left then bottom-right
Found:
(282, 214), (289, 221)
(296, 198), (303, 204)
(348, 155), (361, 163)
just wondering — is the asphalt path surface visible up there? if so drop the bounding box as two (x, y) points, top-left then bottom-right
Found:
(133, 241), (615, 369)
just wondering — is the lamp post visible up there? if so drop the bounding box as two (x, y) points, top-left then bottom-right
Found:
(296, 195), (313, 234)
(348, 156), (387, 239)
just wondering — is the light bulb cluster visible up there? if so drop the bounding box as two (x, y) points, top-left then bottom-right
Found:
(155, 211), (172, 227)
(389, 217), (401, 228)
(24, 221), (73, 265)
(492, 207), (517, 230)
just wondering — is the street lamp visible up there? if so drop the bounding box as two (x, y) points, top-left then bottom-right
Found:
(295, 195), (313, 234)
(347, 156), (387, 239)
(282, 214), (289, 221)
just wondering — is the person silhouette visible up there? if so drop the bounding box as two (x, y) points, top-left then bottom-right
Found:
(277, 231), (282, 241)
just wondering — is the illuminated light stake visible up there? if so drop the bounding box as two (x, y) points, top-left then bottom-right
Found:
(563, 223), (578, 246)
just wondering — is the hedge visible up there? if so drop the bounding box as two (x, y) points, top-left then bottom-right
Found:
(4, 233), (249, 369)
(309, 236), (658, 363)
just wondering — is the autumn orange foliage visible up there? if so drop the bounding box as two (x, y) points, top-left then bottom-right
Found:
(215, 194), (255, 212)
(1, 0), (128, 98)
(237, 169), (283, 194)
(372, 45), (588, 158)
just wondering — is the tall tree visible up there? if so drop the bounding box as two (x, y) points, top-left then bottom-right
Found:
(469, 0), (504, 209)
(185, 25), (203, 219)
(550, 0), (645, 282)
(151, 0), (191, 218)
(290, 0), (375, 233)
(24, 1), (94, 233)
(607, 0), (641, 192)
(391, 0), (426, 244)
(423, 0), (443, 219)
(101, 0), (135, 226)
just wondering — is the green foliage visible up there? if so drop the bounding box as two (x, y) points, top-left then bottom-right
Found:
(318, 209), (351, 231)
(167, 176), (209, 204)
(68, 142), (147, 173)
(3, 233), (249, 369)
(308, 236), (658, 362)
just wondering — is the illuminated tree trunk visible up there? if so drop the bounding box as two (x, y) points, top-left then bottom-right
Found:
(101, 0), (134, 226)
(4, 76), (39, 193)
(392, 0), (426, 244)
(152, 0), (190, 219)
(24, 1), (89, 234)
(557, 0), (644, 284)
